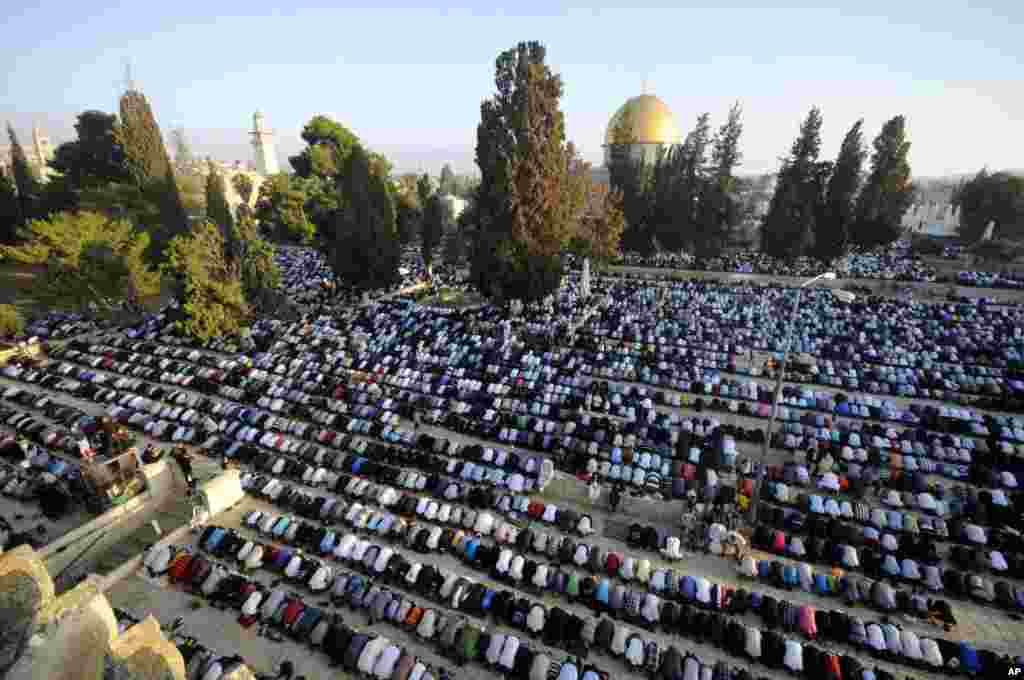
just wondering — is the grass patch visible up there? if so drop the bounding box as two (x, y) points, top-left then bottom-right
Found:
(419, 286), (482, 309)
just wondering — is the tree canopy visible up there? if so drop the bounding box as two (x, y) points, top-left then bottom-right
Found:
(606, 105), (744, 256)
(49, 110), (131, 191)
(852, 115), (914, 249)
(0, 304), (24, 338)
(231, 173), (256, 208)
(254, 173), (315, 243)
(117, 89), (188, 255)
(439, 164), (456, 195)
(0, 171), (19, 244)
(421, 192), (448, 271)
(289, 115), (360, 179)
(817, 119), (865, 258)
(162, 221), (249, 340)
(325, 145), (400, 291)
(205, 161), (235, 246)
(0, 211), (160, 311)
(471, 41), (574, 301)
(953, 169), (1024, 243)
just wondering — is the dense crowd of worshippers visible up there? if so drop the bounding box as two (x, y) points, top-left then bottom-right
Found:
(614, 240), (1024, 288)
(616, 241), (940, 282)
(3, 244), (1024, 680)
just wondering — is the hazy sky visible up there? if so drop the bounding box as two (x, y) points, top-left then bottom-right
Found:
(2, 1), (1021, 176)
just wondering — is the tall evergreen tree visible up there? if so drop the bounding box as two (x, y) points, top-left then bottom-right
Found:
(953, 169), (1024, 242)
(205, 161), (235, 255)
(0, 170), (20, 243)
(439, 164), (456, 195)
(606, 117), (653, 252)
(853, 115), (914, 248)
(817, 119), (865, 258)
(696, 103), (744, 254)
(118, 90), (173, 188)
(421, 193), (447, 272)
(117, 89), (188, 253)
(289, 115), (360, 179)
(471, 41), (573, 301)
(417, 173), (432, 207)
(49, 111), (130, 191)
(6, 124), (40, 225)
(328, 145), (400, 290)
(761, 107), (825, 257)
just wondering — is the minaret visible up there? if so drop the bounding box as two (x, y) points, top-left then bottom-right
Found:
(249, 111), (279, 176)
(32, 123), (53, 178)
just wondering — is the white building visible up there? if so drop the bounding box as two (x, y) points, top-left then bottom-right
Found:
(902, 202), (960, 238)
(0, 123), (55, 180)
(250, 111), (279, 176)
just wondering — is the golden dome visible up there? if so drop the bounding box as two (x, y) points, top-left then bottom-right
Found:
(604, 94), (681, 146)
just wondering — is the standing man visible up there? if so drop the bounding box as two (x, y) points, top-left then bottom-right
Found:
(172, 447), (196, 497)
(588, 476), (601, 506)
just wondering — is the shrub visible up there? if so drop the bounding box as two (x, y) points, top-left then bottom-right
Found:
(0, 304), (24, 337)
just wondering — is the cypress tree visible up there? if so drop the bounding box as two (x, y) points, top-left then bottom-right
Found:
(761, 107), (825, 257)
(439, 164), (455, 195)
(421, 193), (447, 271)
(205, 161), (235, 243)
(118, 89), (188, 253)
(329, 145), (400, 290)
(472, 41), (573, 301)
(118, 90), (173, 187)
(6, 123), (40, 224)
(817, 119), (865, 259)
(0, 170), (20, 243)
(853, 115), (914, 248)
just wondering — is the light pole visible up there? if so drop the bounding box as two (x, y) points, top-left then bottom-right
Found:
(748, 272), (855, 526)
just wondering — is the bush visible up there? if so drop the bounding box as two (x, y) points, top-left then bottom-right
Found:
(967, 238), (1024, 263)
(0, 304), (24, 338)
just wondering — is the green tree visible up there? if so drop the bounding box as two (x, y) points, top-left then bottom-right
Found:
(816, 119), (865, 258)
(569, 181), (625, 262)
(394, 194), (419, 244)
(204, 161), (235, 244)
(0, 304), (24, 337)
(117, 89), (188, 253)
(416, 173), (432, 207)
(421, 193), (447, 271)
(606, 116), (654, 252)
(696, 103), (744, 255)
(162, 221), (248, 340)
(0, 171), (19, 243)
(232, 212), (282, 313)
(471, 41), (574, 301)
(48, 110), (130, 190)
(852, 115), (914, 248)
(255, 173), (314, 243)
(289, 115), (360, 179)
(439, 164), (456, 195)
(953, 169), (1024, 242)
(761, 107), (826, 257)
(175, 172), (204, 214)
(0, 211), (160, 311)
(6, 124), (40, 225)
(117, 90), (172, 188)
(231, 173), (255, 207)
(327, 145), (400, 290)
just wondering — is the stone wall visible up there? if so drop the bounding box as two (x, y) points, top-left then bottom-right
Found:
(0, 545), (198, 680)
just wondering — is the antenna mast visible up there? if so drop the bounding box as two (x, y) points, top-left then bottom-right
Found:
(123, 58), (136, 92)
